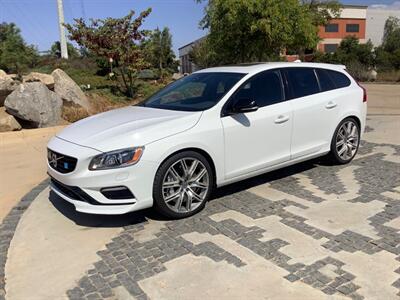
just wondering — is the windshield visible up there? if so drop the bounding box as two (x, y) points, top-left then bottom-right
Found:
(142, 72), (245, 111)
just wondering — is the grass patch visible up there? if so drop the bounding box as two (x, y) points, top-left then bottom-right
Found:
(28, 57), (169, 123)
(377, 70), (400, 82)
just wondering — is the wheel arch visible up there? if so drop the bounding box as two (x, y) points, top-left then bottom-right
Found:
(347, 115), (361, 129)
(157, 147), (218, 187)
(328, 115), (361, 164)
(332, 114), (362, 141)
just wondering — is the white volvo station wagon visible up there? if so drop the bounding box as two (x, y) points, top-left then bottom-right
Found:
(47, 62), (367, 218)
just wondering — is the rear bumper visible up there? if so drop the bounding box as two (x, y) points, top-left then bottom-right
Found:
(47, 136), (159, 215)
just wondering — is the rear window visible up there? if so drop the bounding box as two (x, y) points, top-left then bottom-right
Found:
(286, 68), (320, 98)
(327, 70), (351, 89)
(316, 69), (336, 92)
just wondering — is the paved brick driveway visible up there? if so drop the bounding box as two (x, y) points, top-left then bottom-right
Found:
(66, 139), (400, 300)
(1, 116), (400, 300)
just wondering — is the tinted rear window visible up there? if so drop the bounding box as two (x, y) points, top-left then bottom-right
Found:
(286, 68), (320, 98)
(327, 70), (351, 89)
(316, 69), (336, 92)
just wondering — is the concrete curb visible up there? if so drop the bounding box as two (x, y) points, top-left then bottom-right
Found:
(0, 178), (49, 300)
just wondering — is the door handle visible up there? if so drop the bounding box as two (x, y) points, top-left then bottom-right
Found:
(274, 115), (289, 124)
(325, 101), (337, 109)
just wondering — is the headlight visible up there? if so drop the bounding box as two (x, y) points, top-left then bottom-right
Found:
(89, 147), (144, 170)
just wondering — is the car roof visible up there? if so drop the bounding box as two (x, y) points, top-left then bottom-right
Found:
(195, 62), (346, 75)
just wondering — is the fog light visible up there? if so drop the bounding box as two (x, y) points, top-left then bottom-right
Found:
(100, 186), (134, 200)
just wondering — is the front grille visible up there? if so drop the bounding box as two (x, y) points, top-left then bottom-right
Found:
(47, 149), (77, 174)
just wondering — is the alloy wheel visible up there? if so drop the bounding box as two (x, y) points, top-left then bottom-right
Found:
(162, 158), (209, 213)
(335, 120), (359, 161)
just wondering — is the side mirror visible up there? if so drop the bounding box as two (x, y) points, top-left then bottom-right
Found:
(231, 98), (258, 114)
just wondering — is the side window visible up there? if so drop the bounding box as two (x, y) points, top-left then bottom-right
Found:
(315, 69), (336, 92)
(231, 70), (284, 108)
(286, 68), (320, 98)
(327, 70), (351, 89)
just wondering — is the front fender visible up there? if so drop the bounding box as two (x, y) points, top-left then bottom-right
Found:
(141, 128), (225, 186)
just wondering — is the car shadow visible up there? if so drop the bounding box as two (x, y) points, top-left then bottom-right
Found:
(212, 157), (321, 199)
(49, 190), (152, 227)
(48, 157), (323, 228)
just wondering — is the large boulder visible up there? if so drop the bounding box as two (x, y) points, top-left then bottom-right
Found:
(0, 107), (21, 132)
(0, 76), (19, 106)
(367, 70), (378, 81)
(0, 69), (7, 78)
(52, 68), (91, 111)
(4, 82), (62, 128)
(23, 72), (54, 90)
(172, 73), (184, 80)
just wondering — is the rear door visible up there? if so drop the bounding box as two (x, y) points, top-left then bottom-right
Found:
(284, 67), (339, 159)
(221, 69), (293, 179)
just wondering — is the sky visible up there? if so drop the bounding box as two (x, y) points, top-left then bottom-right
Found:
(1, 0), (400, 56)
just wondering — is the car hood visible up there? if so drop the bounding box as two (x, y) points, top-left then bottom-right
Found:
(57, 106), (202, 152)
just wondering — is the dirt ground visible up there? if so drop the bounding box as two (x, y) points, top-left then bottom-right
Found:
(363, 83), (400, 115)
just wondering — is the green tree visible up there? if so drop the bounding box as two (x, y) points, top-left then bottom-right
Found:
(194, 0), (340, 66)
(382, 17), (400, 53)
(64, 9), (152, 97)
(0, 22), (39, 75)
(313, 36), (374, 66)
(50, 41), (80, 58)
(313, 36), (375, 80)
(189, 38), (218, 69)
(143, 27), (176, 74)
(301, 0), (341, 26)
(382, 16), (400, 46)
(336, 36), (374, 67)
(375, 17), (400, 70)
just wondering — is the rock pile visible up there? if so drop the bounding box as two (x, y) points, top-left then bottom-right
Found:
(0, 69), (90, 132)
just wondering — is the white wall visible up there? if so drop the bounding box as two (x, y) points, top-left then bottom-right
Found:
(340, 7), (367, 19)
(367, 8), (400, 47)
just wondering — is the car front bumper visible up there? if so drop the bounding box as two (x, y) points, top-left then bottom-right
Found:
(47, 136), (159, 215)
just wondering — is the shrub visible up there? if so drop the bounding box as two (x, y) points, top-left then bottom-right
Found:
(376, 70), (400, 82)
(346, 61), (371, 82)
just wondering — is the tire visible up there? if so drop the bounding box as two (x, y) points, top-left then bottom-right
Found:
(328, 117), (360, 164)
(153, 151), (214, 219)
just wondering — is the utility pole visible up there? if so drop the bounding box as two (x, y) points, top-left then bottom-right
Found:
(56, 0), (68, 59)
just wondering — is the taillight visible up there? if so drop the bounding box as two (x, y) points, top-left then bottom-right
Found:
(358, 83), (367, 102)
(344, 69), (367, 102)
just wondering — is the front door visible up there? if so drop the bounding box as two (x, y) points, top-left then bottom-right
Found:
(221, 70), (293, 180)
